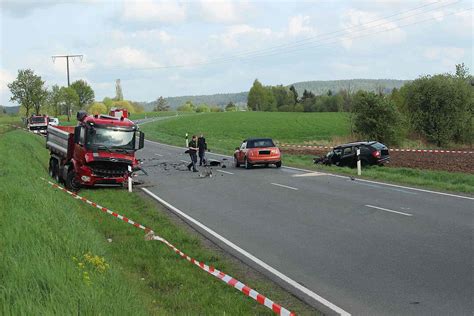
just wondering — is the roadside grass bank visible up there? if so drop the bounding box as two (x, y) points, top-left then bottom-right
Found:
(0, 128), (315, 315)
(284, 155), (474, 194)
(140, 112), (473, 194)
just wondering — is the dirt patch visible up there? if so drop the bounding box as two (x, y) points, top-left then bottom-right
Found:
(282, 147), (474, 174)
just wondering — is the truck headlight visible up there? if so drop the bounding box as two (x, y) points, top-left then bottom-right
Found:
(81, 176), (91, 182)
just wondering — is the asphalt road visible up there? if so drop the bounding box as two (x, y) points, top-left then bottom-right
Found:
(136, 139), (473, 315)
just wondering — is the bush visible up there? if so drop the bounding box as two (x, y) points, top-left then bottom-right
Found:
(352, 91), (402, 145)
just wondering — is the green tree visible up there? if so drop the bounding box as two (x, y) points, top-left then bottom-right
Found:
(402, 69), (473, 146)
(103, 97), (114, 110)
(247, 79), (265, 111)
(196, 104), (210, 113)
(111, 100), (136, 113)
(210, 105), (223, 112)
(70, 80), (95, 109)
(261, 87), (277, 111)
(87, 102), (107, 115)
(352, 91), (401, 145)
(154, 96), (169, 111)
(46, 85), (62, 116)
(59, 87), (80, 121)
(289, 85), (299, 104)
(225, 102), (237, 112)
(8, 69), (47, 117)
(177, 101), (194, 112)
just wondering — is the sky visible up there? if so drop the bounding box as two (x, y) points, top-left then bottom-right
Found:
(0, 0), (472, 106)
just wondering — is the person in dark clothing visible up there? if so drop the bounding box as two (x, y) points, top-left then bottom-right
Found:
(197, 133), (207, 166)
(187, 135), (198, 172)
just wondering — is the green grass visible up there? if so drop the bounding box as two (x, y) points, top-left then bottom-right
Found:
(141, 111), (350, 152)
(0, 128), (315, 315)
(141, 112), (473, 194)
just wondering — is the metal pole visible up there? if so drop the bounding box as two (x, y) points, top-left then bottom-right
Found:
(185, 133), (189, 147)
(66, 56), (70, 86)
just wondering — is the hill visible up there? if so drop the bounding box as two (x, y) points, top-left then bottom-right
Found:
(143, 79), (408, 110)
(291, 79), (408, 96)
(1, 105), (20, 114)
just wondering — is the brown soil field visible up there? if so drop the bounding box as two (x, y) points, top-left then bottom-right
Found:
(282, 147), (474, 174)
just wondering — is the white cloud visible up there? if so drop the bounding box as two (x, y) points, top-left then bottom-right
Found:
(103, 46), (161, 69)
(424, 46), (465, 60)
(165, 48), (206, 67)
(339, 9), (406, 49)
(0, 69), (15, 95)
(122, 0), (187, 23)
(199, 0), (251, 23)
(287, 15), (317, 37)
(213, 24), (277, 49)
(111, 29), (173, 43)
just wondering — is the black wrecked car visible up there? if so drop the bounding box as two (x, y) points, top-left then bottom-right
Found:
(314, 141), (389, 167)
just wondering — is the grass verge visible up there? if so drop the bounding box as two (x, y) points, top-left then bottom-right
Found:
(0, 128), (316, 315)
(140, 112), (473, 194)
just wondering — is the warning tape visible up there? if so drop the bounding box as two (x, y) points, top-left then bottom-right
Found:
(279, 144), (473, 154)
(40, 178), (295, 316)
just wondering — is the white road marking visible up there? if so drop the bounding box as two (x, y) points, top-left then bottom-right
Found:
(365, 205), (413, 217)
(216, 170), (234, 175)
(144, 139), (474, 201)
(293, 172), (327, 177)
(270, 183), (299, 190)
(142, 188), (350, 316)
(180, 159), (188, 163)
(154, 153), (163, 157)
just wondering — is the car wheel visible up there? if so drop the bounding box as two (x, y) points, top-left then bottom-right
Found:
(65, 169), (80, 191)
(244, 157), (252, 169)
(234, 155), (240, 168)
(275, 161), (282, 168)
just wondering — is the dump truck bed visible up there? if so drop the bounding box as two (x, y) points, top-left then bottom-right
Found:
(46, 125), (75, 160)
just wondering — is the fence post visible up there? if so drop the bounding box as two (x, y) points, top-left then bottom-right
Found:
(128, 165), (132, 192)
(356, 148), (361, 176)
(185, 133), (189, 147)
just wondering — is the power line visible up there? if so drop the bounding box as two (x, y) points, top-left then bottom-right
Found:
(51, 54), (83, 86)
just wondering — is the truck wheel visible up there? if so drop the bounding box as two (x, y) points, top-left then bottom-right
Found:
(233, 156), (240, 168)
(275, 161), (282, 168)
(65, 169), (80, 192)
(48, 158), (55, 178)
(54, 161), (61, 183)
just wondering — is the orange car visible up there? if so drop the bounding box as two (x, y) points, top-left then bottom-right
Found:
(233, 138), (282, 169)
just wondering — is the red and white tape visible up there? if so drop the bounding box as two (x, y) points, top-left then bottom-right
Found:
(40, 178), (294, 316)
(279, 144), (473, 154)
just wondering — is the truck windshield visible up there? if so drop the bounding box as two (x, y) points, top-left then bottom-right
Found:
(87, 128), (134, 150)
(30, 117), (47, 123)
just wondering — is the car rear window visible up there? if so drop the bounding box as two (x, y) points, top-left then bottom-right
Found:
(370, 142), (386, 150)
(247, 139), (275, 148)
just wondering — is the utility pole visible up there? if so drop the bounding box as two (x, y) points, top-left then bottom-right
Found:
(51, 54), (83, 86)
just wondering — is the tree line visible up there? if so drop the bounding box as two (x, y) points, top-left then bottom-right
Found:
(7, 69), (144, 121)
(247, 64), (473, 147)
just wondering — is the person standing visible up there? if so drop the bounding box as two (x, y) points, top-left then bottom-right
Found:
(187, 135), (198, 172)
(197, 133), (207, 166)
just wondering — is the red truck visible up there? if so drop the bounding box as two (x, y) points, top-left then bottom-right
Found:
(46, 111), (144, 191)
(28, 115), (49, 134)
(109, 108), (129, 119)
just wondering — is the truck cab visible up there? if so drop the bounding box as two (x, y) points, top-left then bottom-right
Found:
(47, 111), (145, 191)
(28, 115), (49, 134)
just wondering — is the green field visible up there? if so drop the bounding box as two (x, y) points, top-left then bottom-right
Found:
(0, 127), (314, 314)
(140, 112), (473, 194)
(141, 111), (351, 152)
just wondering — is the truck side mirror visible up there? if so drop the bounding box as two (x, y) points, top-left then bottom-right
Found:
(135, 131), (145, 150)
(74, 126), (81, 144)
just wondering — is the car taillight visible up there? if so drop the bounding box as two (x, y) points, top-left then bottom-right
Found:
(372, 150), (381, 158)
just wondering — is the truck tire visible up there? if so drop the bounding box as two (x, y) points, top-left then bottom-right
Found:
(48, 158), (55, 178)
(65, 169), (80, 192)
